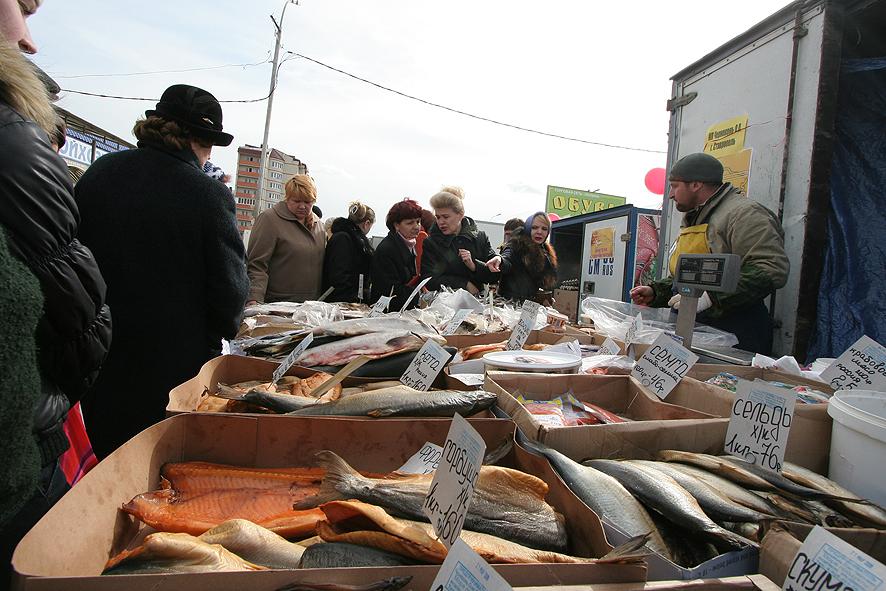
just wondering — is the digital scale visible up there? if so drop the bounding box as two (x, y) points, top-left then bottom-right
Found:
(673, 253), (740, 350)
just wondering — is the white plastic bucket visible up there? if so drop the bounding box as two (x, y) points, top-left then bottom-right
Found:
(827, 390), (886, 505)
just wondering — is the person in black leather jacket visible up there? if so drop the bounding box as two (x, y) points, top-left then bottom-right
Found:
(323, 201), (375, 303)
(0, 3), (112, 581)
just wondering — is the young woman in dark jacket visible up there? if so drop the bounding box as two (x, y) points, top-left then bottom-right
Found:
(488, 212), (558, 304)
(323, 201), (375, 303)
(371, 199), (423, 311)
(420, 186), (499, 295)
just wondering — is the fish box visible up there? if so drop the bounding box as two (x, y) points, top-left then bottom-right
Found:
(166, 355), (483, 416)
(12, 414), (647, 590)
(666, 367), (834, 474)
(759, 521), (886, 587)
(514, 574), (783, 591)
(443, 327), (595, 350)
(487, 372), (726, 460)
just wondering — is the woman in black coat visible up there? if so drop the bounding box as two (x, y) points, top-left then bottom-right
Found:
(323, 201), (375, 303)
(371, 199), (424, 311)
(420, 186), (498, 295)
(488, 212), (559, 304)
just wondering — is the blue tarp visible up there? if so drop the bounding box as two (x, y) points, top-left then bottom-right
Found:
(808, 58), (886, 359)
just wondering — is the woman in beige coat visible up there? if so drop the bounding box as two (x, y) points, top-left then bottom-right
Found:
(246, 175), (326, 303)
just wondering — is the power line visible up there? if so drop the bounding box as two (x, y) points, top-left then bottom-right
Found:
(287, 51), (667, 154)
(50, 55), (272, 79)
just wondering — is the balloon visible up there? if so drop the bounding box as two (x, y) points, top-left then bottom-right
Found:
(547, 213), (561, 222)
(644, 168), (666, 195)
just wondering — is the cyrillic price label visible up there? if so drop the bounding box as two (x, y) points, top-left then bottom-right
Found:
(397, 442), (443, 475)
(271, 332), (314, 385)
(506, 300), (540, 350)
(400, 276), (433, 313)
(423, 414), (486, 549)
(597, 337), (621, 356)
(357, 274), (364, 302)
(368, 296), (392, 318)
(820, 335), (886, 392)
(725, 379), (795, 473)
(631, 332), (698, 399)
(624, 313), (644, 346)
(783, 526), (886, 591)
(400, 339), (450, 391)
(443, 309), (473, 336)
(430, 539), (513, 591)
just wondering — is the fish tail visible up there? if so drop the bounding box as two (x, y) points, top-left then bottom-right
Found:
(596, 532), (652, 564)
(294, 451), (366, 509)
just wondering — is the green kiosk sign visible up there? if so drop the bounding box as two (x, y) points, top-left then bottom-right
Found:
(546, 185), (626, 219)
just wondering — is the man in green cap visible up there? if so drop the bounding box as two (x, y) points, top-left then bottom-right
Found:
(630, 152), (789, 354)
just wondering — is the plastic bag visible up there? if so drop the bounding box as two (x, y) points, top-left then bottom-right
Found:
(291, 301), (344, 327)
(581, 354), (635, 375)
(580, 296), (738, 347)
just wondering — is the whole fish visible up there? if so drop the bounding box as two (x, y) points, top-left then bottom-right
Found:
(718, 455), (862, 502)
(517, 437), (674, 562)
(317, 500), (647, 565)
(315, 316), (438, 338)
(103, 532), (264, 575)
(649, 512), (719, 568)
(300, 450), (567, 552)
(213, 383), (319, 413)
(198, 519), (306, 569)
(628, 460), (773, 523)
(288, 387), (496, 418)
(585, 460), (754, 550)
(655, 462), (784, 517)
(298, 542), (422, 568)
(721, 522), (761, 542)
(782, 461), (886, 528)
(297, 332), (444, 367)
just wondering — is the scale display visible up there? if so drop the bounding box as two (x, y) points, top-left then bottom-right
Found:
(674, 254), (740, 294)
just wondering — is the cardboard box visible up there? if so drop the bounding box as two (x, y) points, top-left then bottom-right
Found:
(686, 364), (834, 391)
(553, 288), (580, 323)
(516, 574), (781, 591)
(666, 370), (833, 474)
(487, 372), (726, 461)
(167, 355), (474, 416)
(759, 522), (886, 587)
(444, 327), (595, 350)
(13, 414), (646, 590)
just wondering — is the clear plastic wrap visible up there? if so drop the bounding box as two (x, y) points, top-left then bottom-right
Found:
(580, 296), (738, 347)
(581, 354), (635, 375)
(289, 301), (344, 327)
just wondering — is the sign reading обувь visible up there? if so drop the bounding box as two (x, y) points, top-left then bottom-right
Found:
(545, 185), (626, 220)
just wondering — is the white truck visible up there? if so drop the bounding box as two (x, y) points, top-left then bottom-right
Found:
(660, 0), (885, 359)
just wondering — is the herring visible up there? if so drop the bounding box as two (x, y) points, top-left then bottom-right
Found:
(287, 386), (496, 418)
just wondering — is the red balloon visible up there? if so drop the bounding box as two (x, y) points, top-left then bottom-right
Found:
(644, 167), (666, 195)
(548, 213), (561, 222)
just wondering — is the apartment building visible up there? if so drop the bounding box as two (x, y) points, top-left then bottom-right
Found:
(233, 144), (309, 235)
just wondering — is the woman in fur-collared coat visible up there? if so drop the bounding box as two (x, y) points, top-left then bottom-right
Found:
(489, 212), (558, 304)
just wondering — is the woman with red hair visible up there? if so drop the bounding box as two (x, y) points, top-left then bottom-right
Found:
(371, 199), (424, 310)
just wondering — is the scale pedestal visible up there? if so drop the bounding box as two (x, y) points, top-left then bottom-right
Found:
(673, 254), (741, 350)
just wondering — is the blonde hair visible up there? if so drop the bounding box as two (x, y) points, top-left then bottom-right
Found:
(0, 42), (56, 136)
(347, 201), (375, 224)
(285, 174), (317, 203)
(429, 185), (465, 215)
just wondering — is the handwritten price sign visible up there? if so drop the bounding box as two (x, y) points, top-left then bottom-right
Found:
(423, 414), (486, 548)
(725, 379), (795, 473)
(443, 309), (473, 336)
(506, 300), (540, 350)
(398, 442), (444, 475)
(400, 339), (450, 391)
(820, 335), (886, 393)
(368, 295), (392, 318)
(430, 539), (513, 591)
(271, 332), (314, 385)
(631, 332), (698, 399)
(783, 526), (886, 591)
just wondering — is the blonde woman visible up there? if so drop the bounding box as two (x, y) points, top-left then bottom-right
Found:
(322, 201), (375, 302)
(420, 186), (498, 295)
(246, 174), (326, 303)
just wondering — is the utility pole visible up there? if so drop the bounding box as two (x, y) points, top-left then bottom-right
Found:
(254, 0), (297, 223)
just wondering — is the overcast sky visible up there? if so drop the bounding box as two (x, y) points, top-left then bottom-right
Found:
(30, 0), (795, 237)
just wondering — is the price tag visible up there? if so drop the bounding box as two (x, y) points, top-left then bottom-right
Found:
(449, 373), (486, 387)
(400, 277), (433, 313)
(423, 414), (486, 548)
(271, 332), (314, 385)
(631, 332), (698, 399)
(430, 539), (513, 591)
(820, 335), (886, 392)
(400, 339), (450, 391)
(506, 300), (540, 350)
(624, 313), (644, 346)
(724, 379), (795, 473)
(357, 274), (364, 302)
(397, 442), (444, 475)
(368, 296), (392, 318)
(783, 526), (886, 591)
(443, 309), (473, 336)
(597, 337), (621, 356)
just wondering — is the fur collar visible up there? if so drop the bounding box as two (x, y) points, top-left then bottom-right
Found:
(0, 41), (56, 136)
(508, 229), (558, 287)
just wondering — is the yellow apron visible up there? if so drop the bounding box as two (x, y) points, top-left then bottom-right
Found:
(668, 224), (711, 276)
